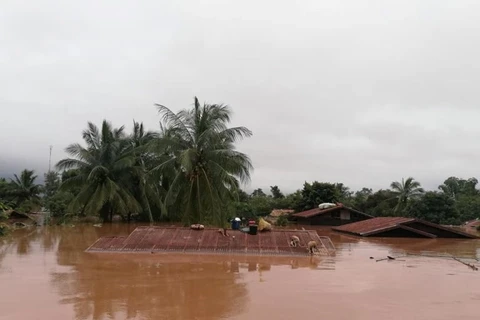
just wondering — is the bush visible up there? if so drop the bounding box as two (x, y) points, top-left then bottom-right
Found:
(275, 215), (289, 227)
(0, 211), (8, 221)
(0, 201), (11, 211)
(46, 191), (74, 217)
(0, 223), (10, 236)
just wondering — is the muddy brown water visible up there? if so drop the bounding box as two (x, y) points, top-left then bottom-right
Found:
(0, 224), (479, 320)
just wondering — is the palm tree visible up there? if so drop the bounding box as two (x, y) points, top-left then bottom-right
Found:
(390, 177), (424, 214)
(9, 169), (42, 208)
(151, 97), (253, 226)
(125, 121), (161, 223)
(56, 120), (141, 222)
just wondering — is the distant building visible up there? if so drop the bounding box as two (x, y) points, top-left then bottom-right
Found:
(290, 203), (372, 226)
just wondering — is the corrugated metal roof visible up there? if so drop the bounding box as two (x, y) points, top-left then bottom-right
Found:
(333, 217), (413, 235)
(332, 217), (479, 238)
(85, 227), (336, 257)
(292, 204), (372, 219)
(292, 206), (341, 218)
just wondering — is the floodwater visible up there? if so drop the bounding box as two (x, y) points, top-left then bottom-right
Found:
(0, 224), (479, 320)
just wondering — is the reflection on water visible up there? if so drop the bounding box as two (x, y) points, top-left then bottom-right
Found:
(0, 224), (479, 320)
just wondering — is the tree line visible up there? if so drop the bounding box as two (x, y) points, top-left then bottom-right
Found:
(234, 177), (480, 225)
(1, 97), (252, 226)
(1, 99), (479, 226)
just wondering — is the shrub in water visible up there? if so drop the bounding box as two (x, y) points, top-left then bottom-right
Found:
(0, 223), (10, 236)
(275, 215), (288, 227)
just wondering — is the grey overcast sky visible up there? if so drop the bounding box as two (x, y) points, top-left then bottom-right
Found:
(1, 0), (480, 193)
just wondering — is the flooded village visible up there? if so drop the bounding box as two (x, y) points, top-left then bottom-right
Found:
(3, 1), (480, 319)
(1, 203), (479, 320)
(2, 102), (480, 320)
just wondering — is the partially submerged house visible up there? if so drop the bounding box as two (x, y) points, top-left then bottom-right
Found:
(86, 226), (336, 257)
(290, 203), (373, 226)
(332, 217), (478, 239)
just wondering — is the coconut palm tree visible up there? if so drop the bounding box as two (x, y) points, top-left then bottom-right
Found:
(124, 120), (161, 223)
(56, 120), (141, 222)
(9, 169), (42, 208)
(390, 177), (424, 214)
(151, 97), (253, 226)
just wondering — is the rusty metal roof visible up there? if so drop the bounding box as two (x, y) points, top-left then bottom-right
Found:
(86, 227), (336, 257)
(332, 217), (479, 238)
(332, 217), (414, 235)
(292, 204), (372, 219)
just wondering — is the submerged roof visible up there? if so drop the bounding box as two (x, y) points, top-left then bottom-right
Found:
(86, 226), (336, 257)
(332, 217), (478, 239)
(292, 204), (373, 219)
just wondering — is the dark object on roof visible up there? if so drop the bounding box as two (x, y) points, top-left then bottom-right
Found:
(332, 217), (478, 239)
(290, 203), (373, 226)
(86, 226), (336, 257)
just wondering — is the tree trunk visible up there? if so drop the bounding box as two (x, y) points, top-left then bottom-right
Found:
(140, 178), (154, 224)
(100, 204), (110, 223)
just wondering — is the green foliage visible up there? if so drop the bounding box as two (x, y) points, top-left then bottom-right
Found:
(4, 99), (480, 227)
(0, 178), (11, 203)
(363, 189), (397, 216)
(438, 177), (478, 200)
(455, 195), (480, 222)
(248, 196), (274, 216)
(409, 191), (460, 225)
(350, 188), (373, 212)
(334, 183), (353, 203)
(56, 120), (144, 222)
(0, 223), (10, 236)
(270, 186), (284, 199)
(46, 191), (75, 217)
(4, 170), (43, 210)
(44, 171), (61, 199)
(152, 97), (253, 226)
(17, 200), (39, 214)
(0, 211), (8, 221)
(0, 200), (11, 212)
(390, 177), (424, 214)
(251, 188), (266, 197)
(275, 215), (288, 227)
(233, 201), (255, 219)
(52, 97), (253, 226)
(231, 188), (299, 219)
(295, 181), (339, 212)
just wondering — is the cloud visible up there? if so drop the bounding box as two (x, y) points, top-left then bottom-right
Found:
(1, 0), (480, 194)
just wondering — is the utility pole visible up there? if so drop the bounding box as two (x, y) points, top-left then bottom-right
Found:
(48, 145), (53, 173)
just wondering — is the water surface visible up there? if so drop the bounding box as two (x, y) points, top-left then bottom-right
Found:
(0, 224), (479, 320)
